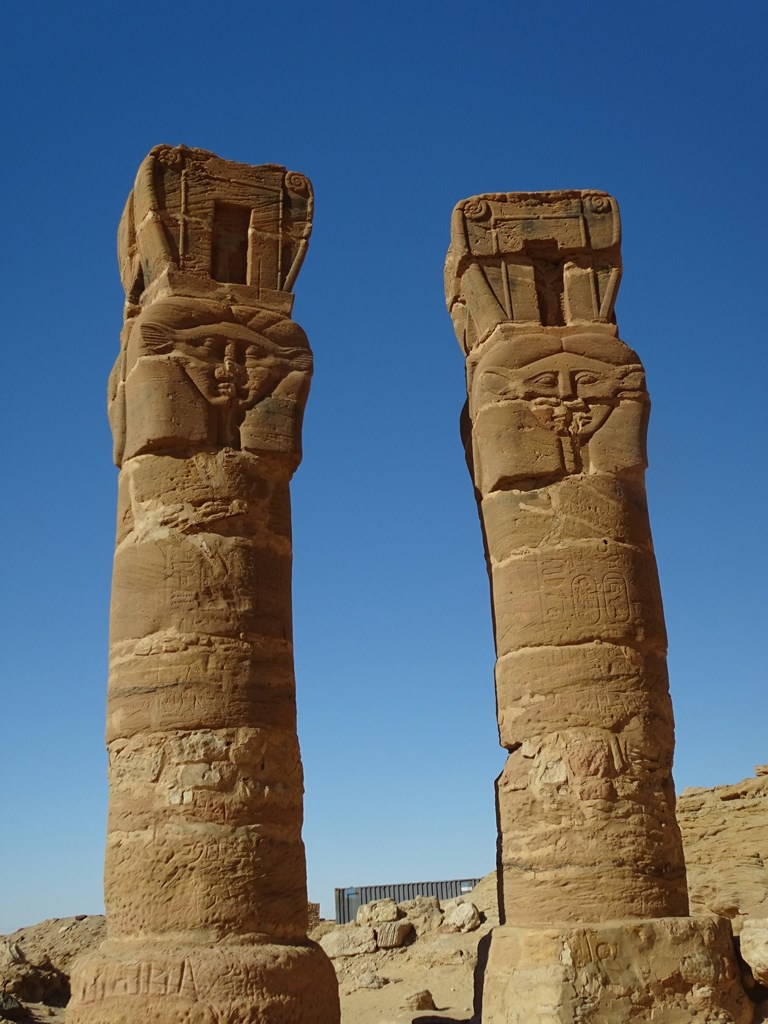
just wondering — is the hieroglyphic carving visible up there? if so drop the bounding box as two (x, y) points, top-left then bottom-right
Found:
(75, 959), (199, 1004)
(447, 190), (749, 1022)
(67, 146), (339, 1024)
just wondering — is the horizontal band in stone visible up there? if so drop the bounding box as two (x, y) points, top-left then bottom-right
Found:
(495, 643), (671, 747)
(68, 939), (340, 1024)
(491, 543), (667, 656)
(105, 823), (308, 939)
(107, 635), (296, 740)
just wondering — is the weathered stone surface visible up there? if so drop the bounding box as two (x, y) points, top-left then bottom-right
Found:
(441, 899), (481, 934)
(319, 926), (377, 959)
(349, 970), (388, 991)
(480, 918), (752, 1024)
(398, 896), (443, 936)
(66, 146), (338, 1024)
(375, 920), (414, 949)
(402, 989), (437, 1011)
(356, 899), (400, 927)
(467, 872), (501, 926)
(678, 767), (768, 931)
(446, 190), (747, 1021)
(741, 920), (768, 987)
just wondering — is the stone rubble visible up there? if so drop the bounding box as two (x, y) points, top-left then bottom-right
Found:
(396, 895), (444, 937)
(3, 851), (768, 1021)
(441, 897), (482, 933)
(318, 895), (481, 960)
(375, 920), (414, 949)
(401, 988), (437, 1011)
(356, 899), (401, 926)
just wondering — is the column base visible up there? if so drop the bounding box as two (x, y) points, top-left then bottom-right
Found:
(66, 937), (340, 1024)
(479, 917), (752, 1024)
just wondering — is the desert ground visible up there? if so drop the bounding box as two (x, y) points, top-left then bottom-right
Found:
(2, 769), (767, 1023)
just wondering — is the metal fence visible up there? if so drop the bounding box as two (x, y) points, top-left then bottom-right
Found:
(334, 877), (481, 924)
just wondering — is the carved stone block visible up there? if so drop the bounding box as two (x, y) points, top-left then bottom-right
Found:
(480, 919), (752, 1024)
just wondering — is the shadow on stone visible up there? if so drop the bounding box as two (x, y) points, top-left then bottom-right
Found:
(472, 928), (491, 1021)
(412, 1017), (475, 1024)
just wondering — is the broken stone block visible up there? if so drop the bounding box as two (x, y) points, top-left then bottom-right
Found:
(319, 925), (377, 958)
(480, 917), (752, 1024)
(356, 898), (400, 926)
(441, 898), (481, 933)
(398, 896), (443, 936)
(375, 919), (414, 949)
(402, 989), (437, 1011)
(740, 918), (768, 986)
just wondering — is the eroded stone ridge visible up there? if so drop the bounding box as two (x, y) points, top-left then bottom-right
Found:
(446, 191), (750, 1022)
(66, 146), (339, 1024)
(678, 766), (768, 930)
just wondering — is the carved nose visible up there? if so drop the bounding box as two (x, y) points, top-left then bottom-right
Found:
(558, 371), (575, 399)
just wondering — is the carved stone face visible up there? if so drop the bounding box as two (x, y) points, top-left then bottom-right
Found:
(109, 297), (312, 466)
(131, 319), (297, 416)
(468, 331), (649, 487)
(474, 350), (646, 441)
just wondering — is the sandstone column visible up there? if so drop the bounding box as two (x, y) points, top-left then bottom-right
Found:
(446, 191), (751, 1023)
(67, 145), (340, 1024)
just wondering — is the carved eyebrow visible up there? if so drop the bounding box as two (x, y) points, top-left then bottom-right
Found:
(479, 368), (519, 387)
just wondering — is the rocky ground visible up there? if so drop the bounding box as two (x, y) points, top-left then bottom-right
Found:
(0, 906), (490, 1024)
(0, 915), (105, 1022)
(0, 880), (498, 1023)
(2, 770), (766, 1022)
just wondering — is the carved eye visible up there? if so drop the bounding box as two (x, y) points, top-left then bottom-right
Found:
(574, 372), (599, 386)
(528, 372), (558, 389)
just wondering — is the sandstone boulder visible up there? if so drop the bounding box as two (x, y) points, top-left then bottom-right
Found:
(466, 871), (499, 925)
(402, 989), (437, 1011)
(441, 898), (481, 933)
(678, 766), (768, 931)
(356, 899), (400, 926)
(398, 896), (443, 936)
(0, 915), (102, 1005)
(350, 970), (388, 991)
(375, 919), (413, 949)
(319, 925), (377, 958)
(740, 919), (768, 987)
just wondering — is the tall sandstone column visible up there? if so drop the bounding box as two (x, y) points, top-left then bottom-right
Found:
(67, 146), (340, 1024)
(446, 191), (751, 1023)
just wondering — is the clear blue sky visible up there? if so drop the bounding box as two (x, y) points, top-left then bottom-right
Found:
(1, 0), (766, 933)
